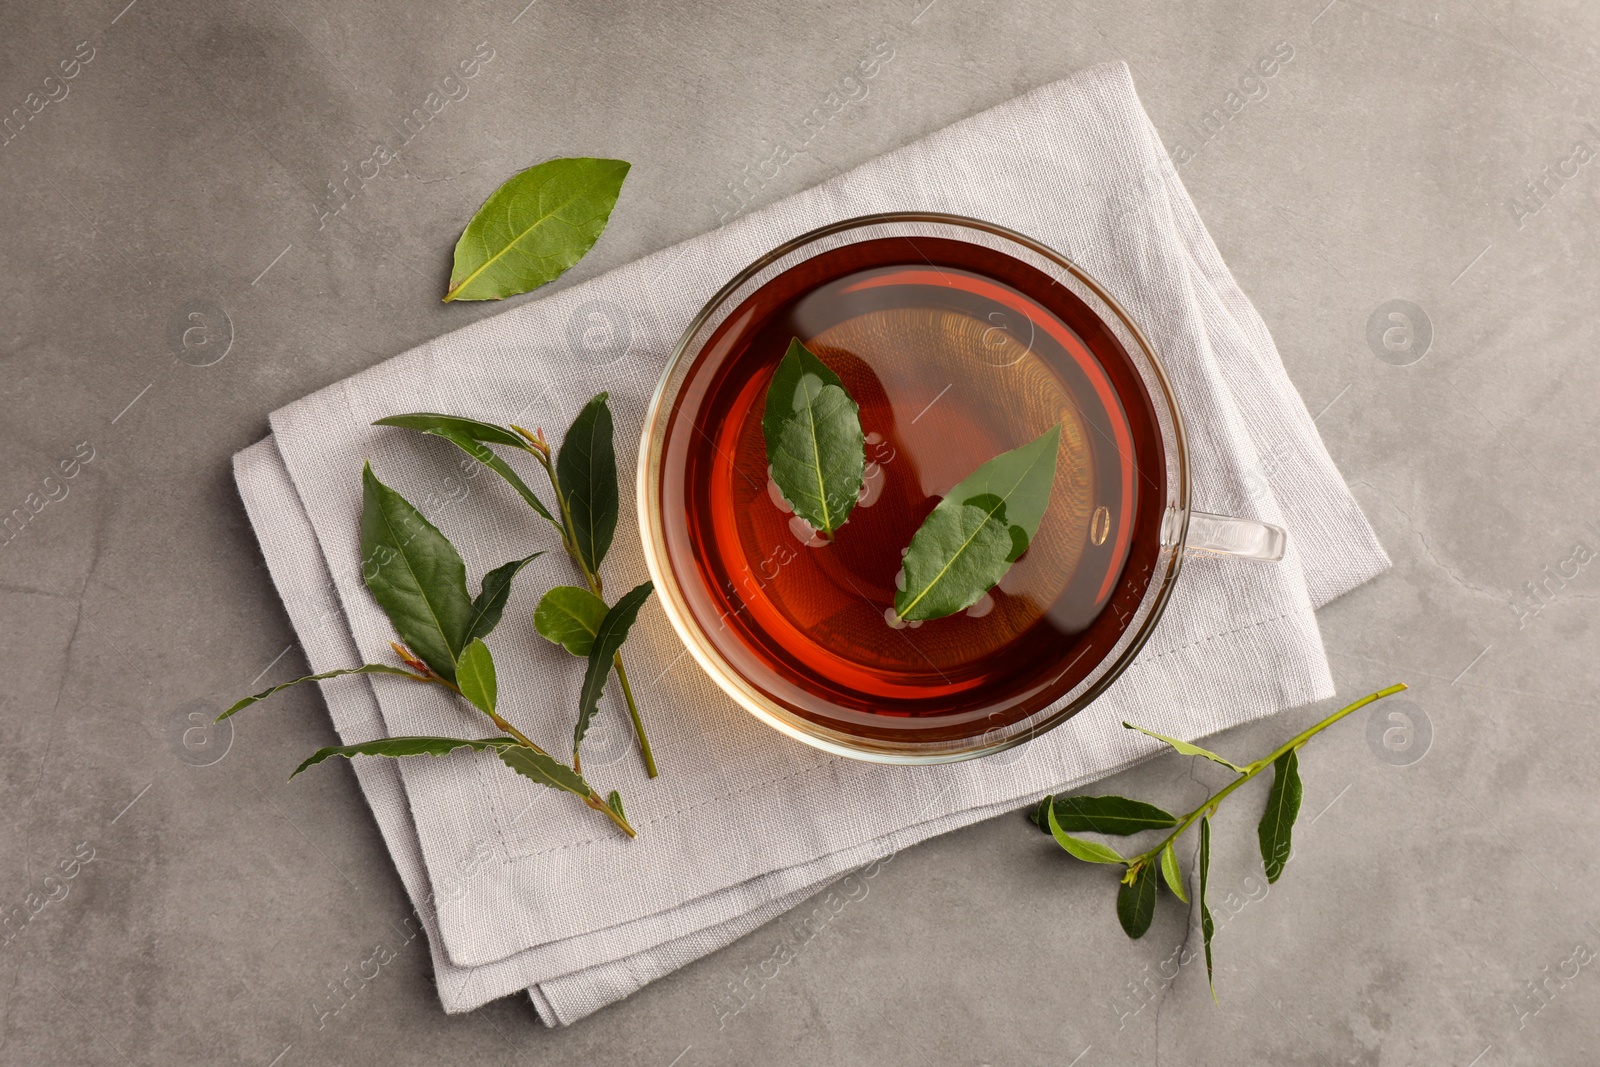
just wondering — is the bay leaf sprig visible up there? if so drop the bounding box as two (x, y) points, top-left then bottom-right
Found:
(444, 157), (630, 302)
(375, 393), (659, 778)
(1028, 684), (1408, 994)
(219, 463), (637, 838)
(763, 338), (865, 540)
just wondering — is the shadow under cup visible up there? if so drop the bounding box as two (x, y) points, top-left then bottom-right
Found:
(640, 216), (1187, 763)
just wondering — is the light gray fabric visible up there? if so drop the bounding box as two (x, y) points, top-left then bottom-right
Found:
(231, 61), (1389, 1025)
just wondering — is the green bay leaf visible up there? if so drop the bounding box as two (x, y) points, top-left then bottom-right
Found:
(557, 393), (619, 575)
(575, 582), (654, 759)
(1160, 842), (1188, 903)
(466, 554), (540, 645)
(1046, 802), (1126, 865)
(219, 663), (424, 721)
(894, 424), (1061, 622)
(444, 157), (630, 302)
(1257, 749), (1303, 883)
(535, 585), (610, 656)
(360, 462), (475, 682)
(1123, 721), (1246, 773)
(895, 502), (1014, 621)
(1047, 794), (1179, 835)
(940, 423), (1061, 542)
(374, 413), (555, 523)
(456, 638), (497, 716)
(497, 744), (591, 798)
(1116, 862), (1158, 939)
(372, 412), (527, 448)
(762, 338), (864, 537)
(289, 735), (519, 779)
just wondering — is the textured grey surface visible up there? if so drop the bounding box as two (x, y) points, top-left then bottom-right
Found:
(1, 0), (1596, 1063)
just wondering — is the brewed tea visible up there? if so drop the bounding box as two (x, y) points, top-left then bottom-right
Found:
(658, 236), (1166, 742)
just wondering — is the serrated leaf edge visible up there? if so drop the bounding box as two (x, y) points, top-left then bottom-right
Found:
(290, 735), (519, 779)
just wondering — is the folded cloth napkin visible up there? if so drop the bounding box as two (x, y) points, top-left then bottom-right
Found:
(232, 60), (1389, 1025)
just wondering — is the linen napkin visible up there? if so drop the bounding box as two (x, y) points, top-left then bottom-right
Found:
(232, 61), (1389, 1025)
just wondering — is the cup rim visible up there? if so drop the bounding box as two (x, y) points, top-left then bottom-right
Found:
(637, 211), (1192, 763)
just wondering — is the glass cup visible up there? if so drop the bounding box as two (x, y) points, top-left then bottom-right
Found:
(637, 213), (1283, 764)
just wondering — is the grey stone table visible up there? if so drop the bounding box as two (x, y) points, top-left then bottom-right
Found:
(2, 0), (1595, 1063)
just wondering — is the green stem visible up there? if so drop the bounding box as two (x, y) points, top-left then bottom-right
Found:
(530, 446), (602, 593)
(581, 789), (637, 837)
(501, 425), (578, 552)
(1127, 684), (1407, 871)
(428, 673), (637, 838)
(521, 434), (660, 778)
(612, 655), (657, 778)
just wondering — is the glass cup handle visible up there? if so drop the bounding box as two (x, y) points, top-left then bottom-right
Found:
(1183, 511), (1286, 562)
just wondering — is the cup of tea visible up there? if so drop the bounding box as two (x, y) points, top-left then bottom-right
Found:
(637, 213), (1284, 763)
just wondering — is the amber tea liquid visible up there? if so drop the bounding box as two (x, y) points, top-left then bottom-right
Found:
(659, 237), (1167, 743)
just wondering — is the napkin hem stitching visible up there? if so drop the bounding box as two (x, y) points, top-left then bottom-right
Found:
(492, 760), (831, 859)
(1132, 608), (1299, 666)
